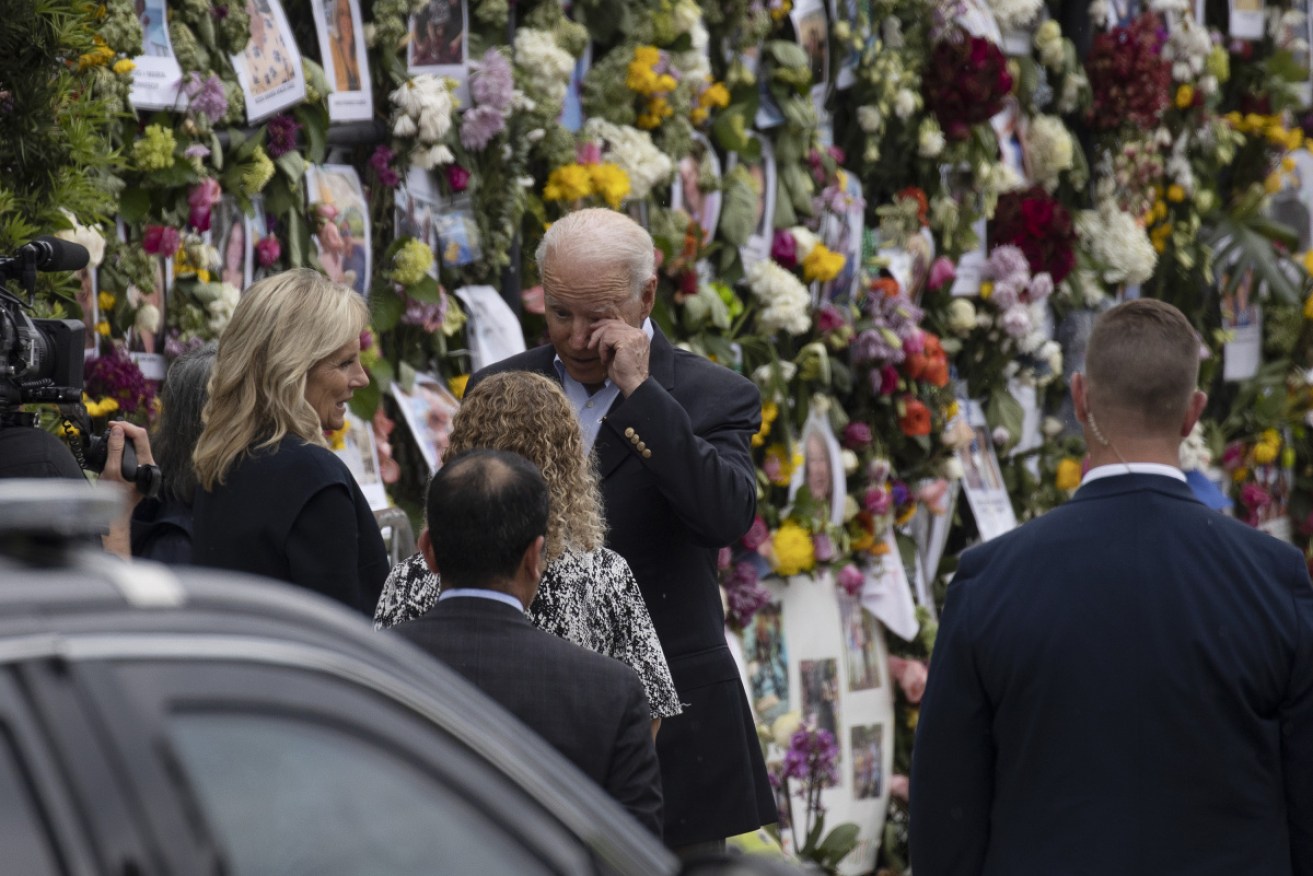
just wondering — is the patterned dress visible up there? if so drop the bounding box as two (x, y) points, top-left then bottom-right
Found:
(375, 547), (682, 719)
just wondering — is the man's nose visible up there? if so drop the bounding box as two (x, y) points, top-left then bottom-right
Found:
(569, 319), (591, 349)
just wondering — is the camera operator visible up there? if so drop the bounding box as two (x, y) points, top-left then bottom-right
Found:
(0, 424), (86, 480)
(97, 421), (159, 559)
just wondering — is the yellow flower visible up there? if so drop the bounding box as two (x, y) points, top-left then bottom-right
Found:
(1283, 156), (1297, 173)
(764, 442), (798, 486)
(771, 521), (815, 576)
(95, 320), (110, 336)
(325, 423), (348, 451)
(448, 374), (470, 399)
(77, 44), (115, 69)
(1304, 291), (1313, 320)
(690, 107), (709, 125)
(869, 539), (891, 556)
(700, 82), (730, 109)
(82, 394), (120, 418)
(98, 291), (116, 311)
(1232, 466), (1249, 483)
(1174, 84), (1194, 109)
(979, 280), (994, 300)
(1252, 442), (1278, 465)
(945, 400), (960, 420)
(388, 238), (435, 285)
(802, 243), (845, 283)
(1265, 172), (1283, 194)
(1055, 457), (1082, 491)
(543, 163), (593, 203)
(770, 0), (792, 20)
(588, 163), (631, 209)
(444, 240), (461, 264)
(1166, 184), (1185, 203)
(752, 401), (778, 448)
(113, 58), (136, 75)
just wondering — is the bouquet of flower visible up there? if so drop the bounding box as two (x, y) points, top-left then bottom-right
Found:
(1084, 12), (1172, 133)
(989, 185), (1077, 284)
(922, 30), (1012, 141)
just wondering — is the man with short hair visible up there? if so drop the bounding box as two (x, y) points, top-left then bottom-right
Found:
(910, 298), (1313, 874)
(391, 449), (662, 835)
(468, 208), (776, 854)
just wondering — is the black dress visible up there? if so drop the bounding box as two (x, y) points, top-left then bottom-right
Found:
(193, 436), (387, 615)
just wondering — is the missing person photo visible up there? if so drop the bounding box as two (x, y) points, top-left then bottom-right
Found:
(744, 601), (790, 724)
(789, 407), (847, 526)
(408, 0), (469, 97)
(390, 374), (460, 475)
(129, 0), (183, 110)
(312, 0), (374, 122)
(800, 658), (841, 740)
(729, 135), (777, 265)
(851, 724), (884, 800)
(670, 133), (724, 247)
(839, 592), (882, 692)
(306, 164), (371, 297)
(230, 0), (307, 122)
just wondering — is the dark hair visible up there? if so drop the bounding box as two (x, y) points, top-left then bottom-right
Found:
(152, 342), (217, 505)
(1086, 298), (1199, 432)
(425, 449), (550, 588)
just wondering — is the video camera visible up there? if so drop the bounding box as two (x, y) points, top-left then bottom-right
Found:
(0, 237), (158, 495)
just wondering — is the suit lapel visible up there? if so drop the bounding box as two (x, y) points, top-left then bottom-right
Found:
(594, 327), (677, 480)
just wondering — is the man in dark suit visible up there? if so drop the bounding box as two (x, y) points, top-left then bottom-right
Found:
(467, 208), (776, 854)
(391, 449), (663, 835)
(910, 298), (1313, 875)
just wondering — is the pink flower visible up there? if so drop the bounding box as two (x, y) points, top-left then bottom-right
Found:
(576, 141), (603, 165)
(863, 487), (892, 516)
(1220, 442), (1245, 470)
(837, 563), (864, 597)
(916, 478), (950, 514)
(842, 422), (873, 449)
(888, 655), (928, 704)
(816, 303), (846, 333)
(446, 164), (471, 193)
(813, 532), (836, 563)
(888, 774), (910, 802)
(871, 364), (900, 396)
(186, 178), (223, 231)
(143, 225), (180, 256)
(771, 229), (798, 268)
(255, 235), (281, 268)
(742, 515), (770, 550)
(927, 256), (956, 291)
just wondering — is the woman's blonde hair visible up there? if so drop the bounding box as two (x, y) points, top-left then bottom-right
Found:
(193, 268), (369, 490)
(447, 371), (606, 561)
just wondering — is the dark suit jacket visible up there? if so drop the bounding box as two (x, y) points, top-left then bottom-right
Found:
(469, 327), (777, 845)
(392, 595), (663, 834)
(910, 473), (1313, 875)
(193, 437), (388, 616)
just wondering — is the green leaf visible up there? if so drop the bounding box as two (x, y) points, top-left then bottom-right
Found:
(408, 274), (442, 302)
(817, 822), (861, 866)
(719, 165), (759, 247)
(371, 289), (404, 331)
(119, 188), (150, 224)
(293, 105), (329, 164)
(986, 386), (1025, 453)
(766, 39), (810, 70)
(274, 150), (307, 185)
(287, 209), (309, 267)
(349, 381), (380, 419)
(367, 357), (395, 390)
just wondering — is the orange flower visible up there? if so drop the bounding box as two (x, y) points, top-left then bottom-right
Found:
(899, 397), (932, 436)
(904, 334), (950, 387)
(897, 186), (929, 225)
(870, 277), (901, 298)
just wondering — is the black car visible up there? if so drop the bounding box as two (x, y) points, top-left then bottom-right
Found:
(0, 482), (800, 876)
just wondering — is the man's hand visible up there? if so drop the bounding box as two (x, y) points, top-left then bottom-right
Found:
(590, 318), (650, 396)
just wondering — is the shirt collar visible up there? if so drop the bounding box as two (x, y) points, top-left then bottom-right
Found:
(552, 318), (655, 392)
(437, 588), (527, 612)
(1081, 462), (1187, 486)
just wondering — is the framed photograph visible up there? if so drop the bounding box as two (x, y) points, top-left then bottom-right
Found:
(743, 601), (790, 725)
(670, 132), (724, 247)
(433, 195), (482, 268)
(1228, 0), (1265, 39)
(1252, 448), (1294, 542)
(789, 405), (846, 526)
(819, 169), (865, 303)
(407, 0), (469, 97)
(128, 0), (184, 111)
(850, 725), (884, 800)
(332, 410), (389, 511)
(230, 0), (307, 123)
(991, 96), (1029, 186)
(305, 164), (371, 297)
(311, 0), (373, 122)
(1220, 267), (1261, 382)
(395, 166), (442, 278)
(208, 197), (250, 292)
(127, 256), (170, 381)
(390, 374), (460, 475)
(800, 658), (841, 740)
(838, 594), (882, 692)
(791, 0), (830, 99)
(729, 134), (777, 266)
(956, 400), (1017, 541)
(1268, 150), (1313, 253)
(454, 285), (527, 372)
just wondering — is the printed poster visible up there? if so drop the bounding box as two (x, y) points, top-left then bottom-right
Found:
(230, 0), (308, 123)
(311, 0), (374, 122)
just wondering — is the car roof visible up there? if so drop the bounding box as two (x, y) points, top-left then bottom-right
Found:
(0, 542), (677, 876)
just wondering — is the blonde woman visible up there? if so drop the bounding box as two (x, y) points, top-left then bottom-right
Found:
(192, 268), (388, 615)
(376, 371), (681, 725)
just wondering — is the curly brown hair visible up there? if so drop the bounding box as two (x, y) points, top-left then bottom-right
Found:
(447, 371), (606, 561)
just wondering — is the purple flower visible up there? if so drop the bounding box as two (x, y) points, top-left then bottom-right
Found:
(863, 487), (891, 515)
(742, 515), (770, 550)
(724, 561), (771, 629)
(852, 329), (895, 365)
(890, 481), (910, 506)
(402, 297), (447, 333)
(781, 724), (840, 787)
(265, 113), (300, 159)
(143, 225), (180, 256)
(990, 278), (1023, 309)
(869, 363), (900, 396)
(460, 105), (506, 151)
(837, 563), (864, 597)
(770, 230), (798, 268)
(368, 145), (401, 189)
(986, 244), (1030, 287)
(255, 235), (281, 268)
(184, 143), (211, 162)
(470, 48), (514, 113)
(816, 303), (846, 334)
(812, 532), (835, 563)
(164, 330), (206, 361)
(842, 422), (872, 449)
(1000, 305), (1033, 338)
(446, 164), (471, 192)
(84, 348), (156, 416)
(183, 73), (229, 124)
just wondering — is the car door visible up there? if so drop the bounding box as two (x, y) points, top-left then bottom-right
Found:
(72, 645), (626, 876)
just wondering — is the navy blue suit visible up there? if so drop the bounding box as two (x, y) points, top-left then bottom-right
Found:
(468, 326), (777, 846)
(911, 473), (1313, 875)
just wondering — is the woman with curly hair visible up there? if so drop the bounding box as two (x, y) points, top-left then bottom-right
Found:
(192, 269), (388, 615)
(376, 371), (680, 729)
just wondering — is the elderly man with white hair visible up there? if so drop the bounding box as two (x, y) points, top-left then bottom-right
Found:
(467, 208), (776, 855)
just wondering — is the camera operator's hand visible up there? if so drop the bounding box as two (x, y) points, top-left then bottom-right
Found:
(102, 421), (156, 484)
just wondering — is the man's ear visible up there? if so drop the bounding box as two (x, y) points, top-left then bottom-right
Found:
(1181, 389), (1208, 437)
(419, 528), (440, 576)
(522, 535), (546, 582)
(639, 275), (658, 319)
(1071, 372), (1089, 426)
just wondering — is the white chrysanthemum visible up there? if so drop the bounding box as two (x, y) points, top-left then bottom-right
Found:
(789, 226), (820, 258)
(918, 118), (945, 157)
(409, 144), (454, 169)
(1162, 16), (1211, 82)
(1026, 115), (1074, 191)
(745, 260), (811, 337)
(583, 118), (674, 199)
(513, 28), (575, 107)
(134, 303), (160, 335)
(988, 0), (1043, 31)
(205, 283), (241, 333)
(671, 0), (712, 80)
(751, 360), (798, 386)
(54, 211), (106, 269)
(389, 75), (454, 144)
(1077, 202), (1158, 286)
(893, 88), (918, 119)
(857, 105), (883, 133)
(1034, 20), (1065, 69)
(947, 299), (977, 334)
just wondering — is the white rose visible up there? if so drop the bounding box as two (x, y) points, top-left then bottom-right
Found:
(857, 105), (882, 133)
(840, 449), (860, 477)
(134, 303), (160, 335)
(941, 456), (965, 481)
(893, 88), (917, 119)
(789, 226), (820, 259)
(918, 120), (945, 158)
(947, 298), (977, 334)
(1042, 416), (1064, 438)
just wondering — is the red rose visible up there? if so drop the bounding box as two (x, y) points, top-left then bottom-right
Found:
(899, 397), (932, 437)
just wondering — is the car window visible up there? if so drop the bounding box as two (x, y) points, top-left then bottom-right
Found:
(168, 711), (554, 876)
(0, 726), (62, 876)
